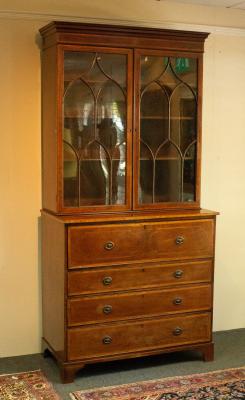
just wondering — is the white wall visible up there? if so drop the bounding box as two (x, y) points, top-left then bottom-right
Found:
(0, 18), (42, 357)
(202, 34), (245, 330)
(0, 0), (245, 357)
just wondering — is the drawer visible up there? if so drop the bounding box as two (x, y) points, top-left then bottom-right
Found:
(68, 219), (214, 268)
(67, 312), (211, 360)
(67, 284), (212, 326)
(67, 260), (212, 295)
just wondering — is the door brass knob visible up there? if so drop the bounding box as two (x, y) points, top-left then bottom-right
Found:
(103, 305), (112, 314)
(104, 241), (115, 250)
(102, 276), (112, 286)
(102, 336), (112, 344)
(174, 269), (183, 278)
(173, 297), (182, 305)
(175, 236), (184, 245)
(173, 327), (183, 336)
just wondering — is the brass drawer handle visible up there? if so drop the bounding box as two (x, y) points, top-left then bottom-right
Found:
(174, 269), (183, 278)
(104, 241), (115, 251)
(175, 236), (184, 245)
(103, 305), (112, 314)
(102, 336), (112, 345)
(173, 297), (182, 305)
(103, 276), (112, 286)
(173, 327), (183, 336)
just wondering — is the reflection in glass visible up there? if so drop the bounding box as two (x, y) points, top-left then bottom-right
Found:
(64, 52), (95, 81)
(158, 62), (181, 96)
(139, 55), (197, 204)
(80, 142), (109, 205)
(183, 143), (196, 202)
(63, 142), (78, 207)
(141, 82), (168, 153)
(171, 57), (197, 89)
(98, 53), (126, 89)
(64, 79), (94, 147)
(155, 143), (181, 202)
(63, 51), (127, 207)
(97, 81), (126, 146)
(171, 97), (196, 153)
(112, 143), (126, 204)
(141, 56), (168, 87)
(139, 141), (154, 204)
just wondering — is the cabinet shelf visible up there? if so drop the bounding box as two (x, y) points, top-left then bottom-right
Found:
(141, 116), (194, 120)
(140, 157), (192, 161)
(64, 158), (125, 162)
(64, 157), (192, 161)
(64, 77), (127, 88)
(63, 115), (193, 120)
(64, 114), (126, 119)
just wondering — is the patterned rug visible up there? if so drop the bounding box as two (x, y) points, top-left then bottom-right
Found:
(70, 367), (245, 400)
(0, 370), (60, 399)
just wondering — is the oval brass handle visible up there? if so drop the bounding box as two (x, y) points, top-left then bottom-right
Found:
(104, 241), (115, 251)
(102, 336), (112, 344)
(175, 236), (184, 245)
(103, 305), (112, 314)
(173, 327), (183, 336)
(102, 276), (112, 286)
(174, 269), (183, 278)
(173, 297), (182, 305)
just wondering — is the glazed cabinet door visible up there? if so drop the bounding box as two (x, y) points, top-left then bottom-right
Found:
(60, 46), (133, 212)
(134, 50), (201, 210)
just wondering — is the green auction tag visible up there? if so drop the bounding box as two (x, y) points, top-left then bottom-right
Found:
(175, 58), (190, 73)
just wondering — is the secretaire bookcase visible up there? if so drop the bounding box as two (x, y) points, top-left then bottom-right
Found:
(40, 21), (218, 383)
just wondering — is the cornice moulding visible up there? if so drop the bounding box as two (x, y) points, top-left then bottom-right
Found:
(1, 9), (245, 37)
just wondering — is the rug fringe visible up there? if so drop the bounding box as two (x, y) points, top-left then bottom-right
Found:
(0, 369), (41, 378)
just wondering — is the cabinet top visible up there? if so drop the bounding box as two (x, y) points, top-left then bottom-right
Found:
(39, 21), (209, 52)
(42, 209), (218, 225)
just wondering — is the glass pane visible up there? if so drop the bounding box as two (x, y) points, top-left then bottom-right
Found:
(97, 81), (126, 147)
(63, 142), (78, 207)
(139, 54), (197, 205)
(141, 56), (168, 86)
(98, 53), (126, 89)
(158, 61), (181, 95)
(82, 59), (108, 96)
(63, 51), (127, 207)
(79, 142), (110, 206)
(171, 57), (197, 90)
(97, 79), (126, 205)
(171, 96), (197, 154)
(141, 83), (168, 153)
(64, 79), (94, 147)
(64, 52), (95, 83)
(139, 141), (153, 204)
(170, 86), (197, 153)
(155, 143), (181, 202)
(112, 143), (126, 204)
(183, 143), (196, 202)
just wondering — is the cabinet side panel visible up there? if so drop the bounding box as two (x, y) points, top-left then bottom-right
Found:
(41, 46), (58, 212)
(42, 214), (65, 360)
